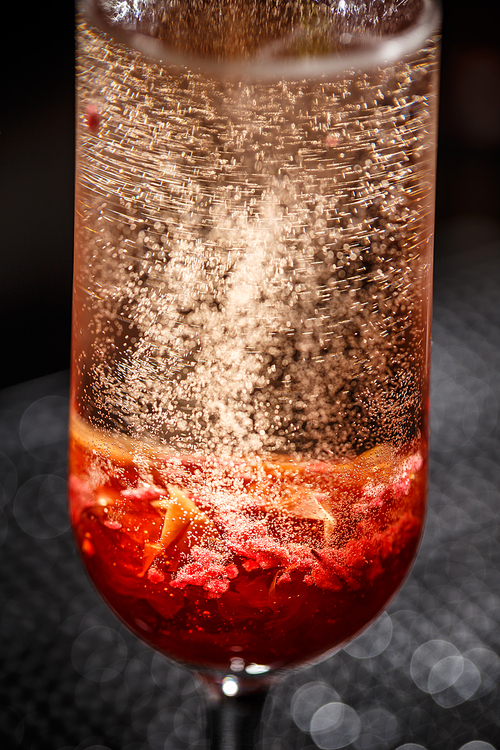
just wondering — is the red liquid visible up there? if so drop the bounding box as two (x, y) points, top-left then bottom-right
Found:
(69, 418), (426, 672)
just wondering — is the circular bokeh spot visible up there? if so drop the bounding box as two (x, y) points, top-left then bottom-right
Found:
(410, 640), (460, 693)
(290, 682), (340, 732)
(14, 592), (60, 645)
(0, 509), (7, 548)
(310, 703), (360, 749)
(0, 453), (17, 508)
(465, 647), (500, 698)
(357, 707), (399, 749)
(343, 612), (393, 659)
(72, 626), (128, 682)
(14, 475), (70, 539)
(19, 396), (69, 460)
(0, 705), (24, 746)
(0, 600), (35, 659)
(431, 659), (481, 708)
(428, 655), (464, 693)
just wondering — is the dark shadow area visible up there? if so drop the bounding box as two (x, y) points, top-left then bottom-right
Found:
(433, 0), (500, 286)
(1, 4), (75, 389)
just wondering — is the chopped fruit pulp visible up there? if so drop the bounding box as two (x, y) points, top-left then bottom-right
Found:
(69, 418), (426, 672)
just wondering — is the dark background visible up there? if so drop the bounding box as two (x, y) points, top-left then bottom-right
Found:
(1, 0), (499, 391)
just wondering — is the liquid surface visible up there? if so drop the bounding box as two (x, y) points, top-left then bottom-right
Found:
(92, 0), (426, 61)
(69, 417), (426, 673)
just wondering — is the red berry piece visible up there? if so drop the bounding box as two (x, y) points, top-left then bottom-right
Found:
(85, 105), (101, 134)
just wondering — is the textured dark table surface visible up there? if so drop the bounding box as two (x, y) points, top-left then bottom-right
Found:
(1, 237), (500, 750)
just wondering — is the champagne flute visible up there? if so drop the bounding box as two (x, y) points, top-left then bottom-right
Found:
(70, 0), (440, 746)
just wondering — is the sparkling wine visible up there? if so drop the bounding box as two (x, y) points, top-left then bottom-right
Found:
(72, 0), (438, 688)
(69, 415), (426, 673)
(74, 2), (438, 462)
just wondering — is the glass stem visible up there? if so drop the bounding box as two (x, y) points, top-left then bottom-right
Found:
(205, 688), (269, 750)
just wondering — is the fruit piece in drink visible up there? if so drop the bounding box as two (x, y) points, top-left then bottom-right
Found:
(69, 418), (426, 671)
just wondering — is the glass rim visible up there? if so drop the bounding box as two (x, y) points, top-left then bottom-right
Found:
(81, 0), (441, 82)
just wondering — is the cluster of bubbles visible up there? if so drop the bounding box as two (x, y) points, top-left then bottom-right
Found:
(74, 9), (438, 458)
(96, 0), (430, 62)
(0, 219), (499, 748)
